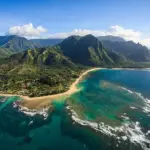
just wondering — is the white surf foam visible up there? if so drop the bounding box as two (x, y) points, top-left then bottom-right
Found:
(121, 113), (130, 120)
(67, 106), (150, 150)
(13, 101), (49, 120)
(121, 87), (150, 114)
(130, 106), (137, 110)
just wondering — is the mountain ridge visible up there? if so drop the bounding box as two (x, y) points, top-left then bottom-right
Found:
(0, 35), (37, 58)
(59, 34), (126, 67)
(102, 40), (150, 62)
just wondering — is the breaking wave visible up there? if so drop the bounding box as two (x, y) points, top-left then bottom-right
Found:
(121, 87), (150, 114)
(67, 105), (150, 150)
(66, 85), (150, 150)
(13, 101), (49, 120)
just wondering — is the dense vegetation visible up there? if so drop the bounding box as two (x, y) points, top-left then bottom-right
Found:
(0, 64), (84, 97)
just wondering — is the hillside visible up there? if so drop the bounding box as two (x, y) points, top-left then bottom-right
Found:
(102, 40), (150, 62)
(0, 35), (37, 58)
(7, 46), (75, 67)
(59, 34), (126, 67)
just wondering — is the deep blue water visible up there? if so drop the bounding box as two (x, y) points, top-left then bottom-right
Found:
(0, 69), (150, 150)
(94, 69), (150, 98)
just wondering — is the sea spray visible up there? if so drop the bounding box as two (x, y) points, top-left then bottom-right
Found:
(67, 105), (150, 150)
(13, 101), (50, 119)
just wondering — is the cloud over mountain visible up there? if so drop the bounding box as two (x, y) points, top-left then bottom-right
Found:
(8, 23), (47, 37)
(48, 25), (141, 42)
(108, 25), (141, 42)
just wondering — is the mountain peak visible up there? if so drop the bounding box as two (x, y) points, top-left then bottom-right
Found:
(79, 34), (102, 48)
(67, 35), (81, 39)
(59, 34), (123, 66)
(0, 35), (37, 57)
(80, 34), (99, 41)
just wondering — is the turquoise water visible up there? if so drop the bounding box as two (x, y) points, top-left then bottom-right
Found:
(0, 69), (150, 150)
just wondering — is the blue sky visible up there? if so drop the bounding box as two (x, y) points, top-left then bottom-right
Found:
(0, 0), (150, 47)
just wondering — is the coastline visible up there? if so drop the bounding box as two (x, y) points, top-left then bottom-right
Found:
(0, 68), (101, 109)
(1, 67), (149, 109)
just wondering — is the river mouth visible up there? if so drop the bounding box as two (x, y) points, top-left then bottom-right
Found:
(0, 69), (150, 150)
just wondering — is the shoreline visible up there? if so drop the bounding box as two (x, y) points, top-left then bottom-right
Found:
(1, 67), (150, 109)
(0, 68), (101, 109)
(1, 67), (150, 99)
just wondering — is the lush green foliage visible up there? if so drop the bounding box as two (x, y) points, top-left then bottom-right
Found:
(0, 64), (83, 97)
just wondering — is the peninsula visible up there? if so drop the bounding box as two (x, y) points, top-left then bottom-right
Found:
(0, 68), (101, 109)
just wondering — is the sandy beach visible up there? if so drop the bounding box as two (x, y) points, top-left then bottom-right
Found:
(0, 68), (101, 109)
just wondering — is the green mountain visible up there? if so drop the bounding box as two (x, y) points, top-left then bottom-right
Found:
(0, 35), (37, 58)
(8, 46), (75, 67)
(32, 39), (63, 47)
(4, 34), (126, 68)
(31, 35), (150, 63)
(102, 40), (150, 62)
(59, 34), (126, 67)
(98, 35), (125, 42)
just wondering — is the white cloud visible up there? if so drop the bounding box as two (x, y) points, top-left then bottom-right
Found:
(48, 25), (141, 42)
(108, 25), (141, 42)
(8, 23), (47, 37)
(48, 29), (106, 39)
(140, 38), (150, 48)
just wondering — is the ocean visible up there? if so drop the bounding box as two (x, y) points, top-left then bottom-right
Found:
(0, 69), (150, 150)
